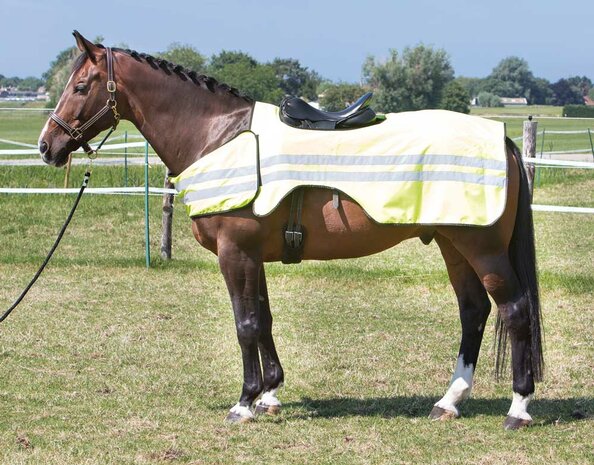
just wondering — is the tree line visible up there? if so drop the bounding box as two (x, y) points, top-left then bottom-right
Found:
(4, 40), (593, 114)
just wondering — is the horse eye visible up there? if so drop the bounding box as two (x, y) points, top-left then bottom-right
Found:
(74, 84), (86, 93)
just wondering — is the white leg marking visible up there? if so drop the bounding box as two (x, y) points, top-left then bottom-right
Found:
(256, 386), (281, 407)
(507, 392), (533, 421)
(229, 403), (254, 419)
(256, 385), (282, 407)
(434, 356), (474, 416)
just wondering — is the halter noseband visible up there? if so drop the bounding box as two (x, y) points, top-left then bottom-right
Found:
(50, 47), (120, 157)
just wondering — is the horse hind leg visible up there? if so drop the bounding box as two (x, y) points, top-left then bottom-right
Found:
(430, 235), (491, 421)
(254, 266), (285, 416)
(455, 245), (540, 430)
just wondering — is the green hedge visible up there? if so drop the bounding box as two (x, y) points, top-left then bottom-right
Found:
(563, 105), (594, 117)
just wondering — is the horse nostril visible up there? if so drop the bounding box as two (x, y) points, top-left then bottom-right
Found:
(39, 140), (49, 154)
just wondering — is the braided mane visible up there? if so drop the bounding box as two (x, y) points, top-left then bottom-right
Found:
(119, 48), (252, 102)
(74, 44), (253, 103)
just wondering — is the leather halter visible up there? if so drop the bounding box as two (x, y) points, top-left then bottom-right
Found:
(50, 47), (120, 157)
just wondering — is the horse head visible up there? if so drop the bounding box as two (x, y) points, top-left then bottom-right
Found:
(39, 31), (120, 167)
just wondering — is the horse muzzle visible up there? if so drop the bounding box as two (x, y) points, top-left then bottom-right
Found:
(39, 139), (71, 167)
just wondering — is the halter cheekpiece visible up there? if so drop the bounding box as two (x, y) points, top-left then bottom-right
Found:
(50, 47), (120, 157)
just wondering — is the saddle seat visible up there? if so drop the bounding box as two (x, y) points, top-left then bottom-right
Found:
(280, 92), (379, 130)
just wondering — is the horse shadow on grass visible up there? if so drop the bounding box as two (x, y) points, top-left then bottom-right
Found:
(278, 395), (593, 426)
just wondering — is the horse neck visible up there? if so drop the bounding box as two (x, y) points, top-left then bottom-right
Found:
(116, 55), (254, 175)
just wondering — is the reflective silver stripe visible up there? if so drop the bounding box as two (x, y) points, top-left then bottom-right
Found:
(260, 154), (506, 171)
(183, 180), (258, 203)
(175, 165), (256, 192)
(261, 170), (505, 187)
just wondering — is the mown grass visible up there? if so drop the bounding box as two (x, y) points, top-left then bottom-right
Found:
(0, 162), (592, 464)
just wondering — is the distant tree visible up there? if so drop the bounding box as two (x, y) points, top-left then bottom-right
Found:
(269, 58), (321, 100)
(319, 82), (367, 111)
(158, 42), (206, 73)
(565, 76), (592, 96)
(208, 50), (258, 73)
(482, 56), (544, 103)
(454, 77), (484, 99)
(531, 77), (554, 105)
(440, 81), (470, 113)
(0, 76), (22, 88)
(477, 91), (503, 107)
(363, 44), (454, 112)
(482, 76), (521, 99)
(209, 60), (284, 104)
(550, 79), (584, 106)
(17, 76), (44, 91)
(589, 88), (594, 100)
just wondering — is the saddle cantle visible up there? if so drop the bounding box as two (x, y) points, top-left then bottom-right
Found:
(279, 92), (379, 130)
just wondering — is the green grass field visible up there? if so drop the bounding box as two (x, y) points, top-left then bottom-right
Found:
(0, 107), (593, 464)
(0, 161), (592, 465)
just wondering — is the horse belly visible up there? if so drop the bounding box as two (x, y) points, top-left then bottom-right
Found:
(299, 196), (420, 260)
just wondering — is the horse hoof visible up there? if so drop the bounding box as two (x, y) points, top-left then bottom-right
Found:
(225, 411), (254, 424)
(255, 402), (281, 416)
(429, 406), (458, 421)
(503, 415), (532, 430)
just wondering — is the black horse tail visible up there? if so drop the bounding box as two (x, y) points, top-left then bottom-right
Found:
(495, 138), (544, 382)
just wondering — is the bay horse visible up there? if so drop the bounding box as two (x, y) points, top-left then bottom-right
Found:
(38, 32), (543, 429)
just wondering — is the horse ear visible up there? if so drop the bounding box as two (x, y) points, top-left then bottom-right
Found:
(72, 30), (101, 63)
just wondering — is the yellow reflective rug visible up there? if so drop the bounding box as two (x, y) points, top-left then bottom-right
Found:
(172, 102), (507, 225)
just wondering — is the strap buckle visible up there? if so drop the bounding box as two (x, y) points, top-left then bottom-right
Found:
(284, 230), (303, 249)
(106, 80), (117, 93)
(70, 127), (83, 140)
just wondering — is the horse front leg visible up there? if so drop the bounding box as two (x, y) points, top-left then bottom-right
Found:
(254, 266), (285, 415)
(430, 236), (491, 420)
(218, 245), (264, 423)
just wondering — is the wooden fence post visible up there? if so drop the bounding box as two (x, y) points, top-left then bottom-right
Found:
(160, 169), (174, 260)
(522, 116), (537, 199)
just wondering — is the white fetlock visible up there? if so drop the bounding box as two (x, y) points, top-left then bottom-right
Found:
(507, 393), (533, 421)
(433, 401), (460, 418)
(434, 356), (474, 417)
(229, 403), (255, 420)
(257, 389), (282, 408)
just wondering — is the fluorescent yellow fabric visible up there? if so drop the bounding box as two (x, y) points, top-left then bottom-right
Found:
(170, 131), (259, 217)
(251, 103), (507, 225)
(172, 103), (507, 225)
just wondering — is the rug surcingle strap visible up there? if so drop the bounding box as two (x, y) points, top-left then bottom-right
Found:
(282, 189), (305, 264)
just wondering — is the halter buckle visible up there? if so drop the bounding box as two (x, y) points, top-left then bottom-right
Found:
(108, 99), (120, 127)
(71, 127), (84, 140)
(106, 80), (117, 93)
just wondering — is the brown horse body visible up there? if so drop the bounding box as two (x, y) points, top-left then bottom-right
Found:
(39, 32), (543, 429)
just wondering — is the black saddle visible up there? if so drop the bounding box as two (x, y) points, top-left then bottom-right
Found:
(280, 92), (378, 130)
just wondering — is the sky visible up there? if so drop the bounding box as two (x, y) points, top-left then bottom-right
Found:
(1, 0), (592, 83)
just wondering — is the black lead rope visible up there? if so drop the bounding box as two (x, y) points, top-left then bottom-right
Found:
(0, 170), (91, 323)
